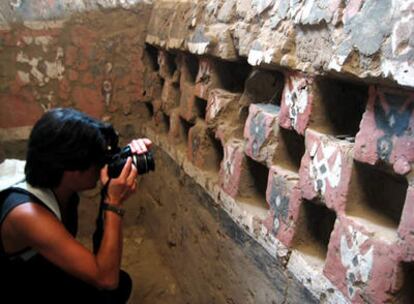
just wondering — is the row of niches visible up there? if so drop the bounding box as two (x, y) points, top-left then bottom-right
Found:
(140, 44), (414, 302)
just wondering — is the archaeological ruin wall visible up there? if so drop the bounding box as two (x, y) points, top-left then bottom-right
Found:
(1, 1), (414, 303)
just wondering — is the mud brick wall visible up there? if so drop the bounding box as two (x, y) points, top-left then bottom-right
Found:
(1, 1), (414, 303)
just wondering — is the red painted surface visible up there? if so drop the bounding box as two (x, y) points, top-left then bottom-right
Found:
(324, 217), (401, 303)
(398, 186), (414, 261)
(243, 103), (279, 164)
(279, 72), (314, 135)
(218, 139), (245, 198)
(0, 93), (43, 128)
(299, 129), (353, 214)
(354, 86), (414, 175)
(264, 165), (301, 247)
(72, 86), (104, 118)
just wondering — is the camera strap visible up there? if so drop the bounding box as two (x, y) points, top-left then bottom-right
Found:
(92, 180), (111, 254)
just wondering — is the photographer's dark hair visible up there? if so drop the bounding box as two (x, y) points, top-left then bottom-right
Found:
(25, 108), (116, 188)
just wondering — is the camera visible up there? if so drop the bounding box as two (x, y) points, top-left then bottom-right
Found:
(107, 146), (155, 178)
(101, 126), (155, 178)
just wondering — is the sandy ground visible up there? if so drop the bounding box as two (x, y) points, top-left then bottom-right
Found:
(78, 223), (185, 304)
(122, 225), (185, 304)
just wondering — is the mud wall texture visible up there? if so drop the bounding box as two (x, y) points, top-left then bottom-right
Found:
(1, 0), (414, 303)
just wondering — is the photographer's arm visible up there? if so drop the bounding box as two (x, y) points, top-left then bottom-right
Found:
(95, 156), (137, 285)
(1, 157), (137, 290)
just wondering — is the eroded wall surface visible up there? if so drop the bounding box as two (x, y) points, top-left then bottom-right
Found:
(1, 1), (414, 303)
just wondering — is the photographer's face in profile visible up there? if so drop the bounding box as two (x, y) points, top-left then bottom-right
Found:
(63, 164), (102, 192)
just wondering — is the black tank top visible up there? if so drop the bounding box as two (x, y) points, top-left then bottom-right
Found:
(0, 188), (81, 300)
(0, 188), (79, 258)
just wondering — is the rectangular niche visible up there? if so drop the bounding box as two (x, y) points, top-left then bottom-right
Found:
(144, 43), (159, 71)
(292, 199), (337, 268)
(181, 53), (199, 84)
(273, 128), (305, 172)
(163, 52), (178, 78)
(207, 131), (224, 173)
(195, 97), (207, 120)
(215, 58), (252, 93)
(162, 113), (170, 133)
(237, 156), (270, 213)
(395, 262), (414, 303)
(179, 117), (194, 145)
(144, 102), (154, 117)
(310, 78), (368, 137)
(242, 68), (284, 106)
(346, 161), (408, 242)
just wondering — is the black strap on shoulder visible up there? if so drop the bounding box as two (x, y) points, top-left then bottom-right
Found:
(92, 180), (110, 254)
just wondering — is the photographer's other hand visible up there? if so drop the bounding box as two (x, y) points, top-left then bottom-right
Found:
(102, 157), (137, 206)
(129, 138), (152, 155)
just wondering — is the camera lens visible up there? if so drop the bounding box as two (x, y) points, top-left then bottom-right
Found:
(107, 147), (155, 178)
(133, 151), (155, 175)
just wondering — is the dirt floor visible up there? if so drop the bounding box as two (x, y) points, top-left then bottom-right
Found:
(122, 225), (185, 303)
(77, 190), (186, 304)
(78, 226), (185, 304)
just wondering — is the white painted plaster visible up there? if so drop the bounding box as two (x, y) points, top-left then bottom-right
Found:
(23, 21), (64, 30)
(247, 48), (275, 66)
(284, 76), (309, 128)
(188, 41), (209, 55)
(309, 142), (342, 195)
(167, 38), (183, 49)
(16, 47), (65, 86)
(17, 71), (30, 84)
(9, 0), (22, 9)
(340, 225), (374, 299)
(328, 54), (348, 72)
(381, 60), (414, 88)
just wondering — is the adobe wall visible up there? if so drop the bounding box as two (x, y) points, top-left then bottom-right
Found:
(1, 1), (414, 303)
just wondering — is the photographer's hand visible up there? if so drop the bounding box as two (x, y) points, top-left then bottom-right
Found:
(129, 138), (152, 155)
(101, 157), (138, 206)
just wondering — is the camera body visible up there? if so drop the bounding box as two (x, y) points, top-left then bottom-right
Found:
(107, 146), (155, 178)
